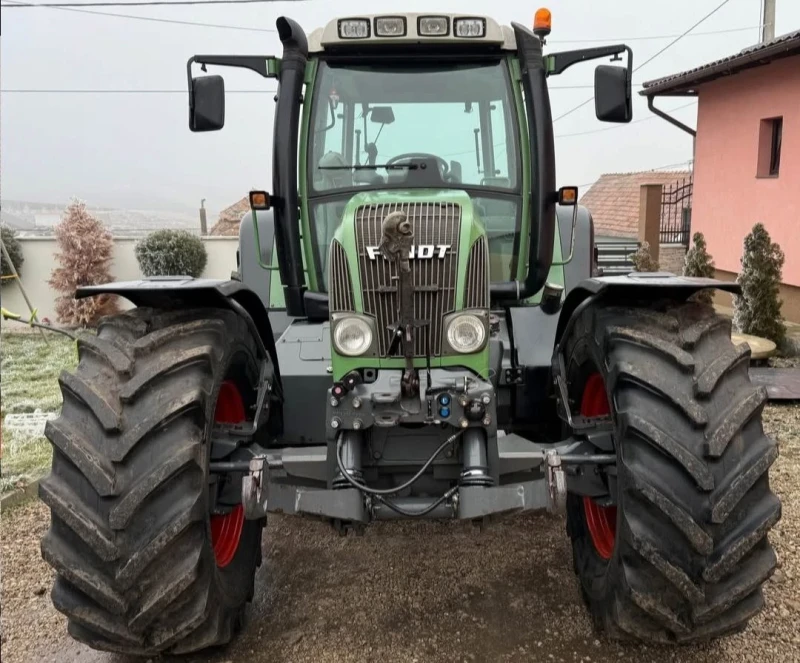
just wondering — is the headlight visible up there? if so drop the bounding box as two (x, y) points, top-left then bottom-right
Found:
(446, 314), (486, 354)
(454, 18), (486, 38)
(333, 317), (373, 356)
(418, 16), (449, 36)
(338, 18), (370, 39)
(375, 16), (406, 37)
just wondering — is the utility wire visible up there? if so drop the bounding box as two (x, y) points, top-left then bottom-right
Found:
(436, 101), (695, 158)
(0, 0), (763, 44)
(552, 0), (734, 124)
(557, 101), (696, 137)
(2, 0), (275, 31)
(547, 25), (761, 44)
(1, 88), (278, 93)
(3, 0), (306, 6)
(576, 159), (694, 191)
(2, 85), (649, 92)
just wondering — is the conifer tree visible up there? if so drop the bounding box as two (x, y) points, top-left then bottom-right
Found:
(683, 231), (715, 305)
(49, 198), (119, 327)
(733, 222), (785, 345)
(631, 241), (660, 272)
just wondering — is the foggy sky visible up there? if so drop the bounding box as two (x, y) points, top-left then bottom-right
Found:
(1, 0), (798, 216)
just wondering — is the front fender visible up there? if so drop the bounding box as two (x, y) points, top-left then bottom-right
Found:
(77, 277), (282, 387)
(554, 273), (741, 348)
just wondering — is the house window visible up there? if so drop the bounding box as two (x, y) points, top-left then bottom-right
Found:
(757, 116), (783, 177)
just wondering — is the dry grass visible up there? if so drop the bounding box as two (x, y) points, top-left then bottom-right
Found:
(0, 331), (76, 492)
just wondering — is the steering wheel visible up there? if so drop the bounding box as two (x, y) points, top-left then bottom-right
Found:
(386, 152), (450, 178)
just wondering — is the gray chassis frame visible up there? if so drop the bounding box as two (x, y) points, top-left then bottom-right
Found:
(77, 204), (741, 526)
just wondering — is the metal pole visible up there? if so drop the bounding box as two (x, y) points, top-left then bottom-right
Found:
(0, 237), (50, 346)
(762, 0), (775, 42)
(199, 198), (208, 236)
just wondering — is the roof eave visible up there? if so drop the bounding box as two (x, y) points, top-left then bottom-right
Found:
(640, 36), (800, 97)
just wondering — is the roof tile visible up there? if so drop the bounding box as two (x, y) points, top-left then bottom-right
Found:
(641, 30), (800, 96)
(579, 171), (692, 238)
(210, 197), (250, 236)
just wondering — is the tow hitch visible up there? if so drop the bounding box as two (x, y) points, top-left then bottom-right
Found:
(229, 432), (614, 524)
(242, 457), (269, 519)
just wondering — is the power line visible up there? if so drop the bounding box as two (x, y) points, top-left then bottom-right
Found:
(0, 0), (763, 44)
(552, 0), (734, 124)
(576, 159), (694, 191)
(2, 0), (275, 30)
(551, 83), (646, 90)
(1, 88), (698, 140)
(1, 88), (277, 93)
(1, 85), (639, 93)
(547, 25), (761, 44)
(437, 101), (695, 158)
(556, 101), (696, 137)
(2, 0), (305, 6)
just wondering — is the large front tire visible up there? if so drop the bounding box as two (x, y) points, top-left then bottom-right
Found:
(563, 301), (781, 643)
(39, 307), (269, 656)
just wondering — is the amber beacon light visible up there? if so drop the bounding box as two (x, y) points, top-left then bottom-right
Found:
(533, 7), (552, 39)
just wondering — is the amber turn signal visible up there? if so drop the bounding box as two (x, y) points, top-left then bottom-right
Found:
(558, 186), (578, 205)
(249, 190), (271, 210)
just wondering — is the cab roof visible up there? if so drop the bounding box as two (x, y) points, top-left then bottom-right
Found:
(307, 13), (518, 53)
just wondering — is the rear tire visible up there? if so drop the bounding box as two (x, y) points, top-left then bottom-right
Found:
(563, 301), (780, 643)
(39, 306), (270, 656)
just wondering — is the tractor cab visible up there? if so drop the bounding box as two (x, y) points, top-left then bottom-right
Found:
(187, 10), (633, 321)
(184, 8), (634, 450)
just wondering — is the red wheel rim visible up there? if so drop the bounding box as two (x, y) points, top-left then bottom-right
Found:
(580, 372), (617, 561)
(210, 380), (247, 568)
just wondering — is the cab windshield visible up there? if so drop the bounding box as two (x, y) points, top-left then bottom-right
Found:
(306, 58), (524, 288)
(309, 59), (520, 193)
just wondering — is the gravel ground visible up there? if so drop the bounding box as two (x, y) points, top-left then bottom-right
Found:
(1, 403), (798, 663)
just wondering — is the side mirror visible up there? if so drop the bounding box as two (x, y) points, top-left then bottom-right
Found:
(190, 75), (225, 132)
(370, 106), (395, 125)
(594, 65), (632, 123)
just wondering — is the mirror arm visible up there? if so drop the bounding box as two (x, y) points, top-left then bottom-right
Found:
(187, 55), (279, 80)
(546, 45), (630, 76)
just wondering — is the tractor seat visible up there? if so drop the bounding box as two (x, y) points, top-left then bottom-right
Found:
(480, 176), (512, 188)
(317, 151), (353, 189)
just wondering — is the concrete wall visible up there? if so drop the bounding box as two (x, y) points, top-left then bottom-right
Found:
(693, 56), (800, 286)
(659, 244), (687, 276)
(1, 237), (239, 323)
(712, 268), (800, 324)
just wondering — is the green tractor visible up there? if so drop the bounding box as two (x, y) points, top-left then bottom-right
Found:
(40, 10), (781, 656)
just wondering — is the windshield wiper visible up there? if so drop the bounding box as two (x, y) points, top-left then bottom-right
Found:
(317, 163), (418, 171)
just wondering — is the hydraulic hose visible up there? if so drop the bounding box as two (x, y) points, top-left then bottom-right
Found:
(335, 430), (463, 497)
(372, 487), (459, 518)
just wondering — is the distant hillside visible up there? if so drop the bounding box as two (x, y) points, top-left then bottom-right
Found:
(0, 209), (36, 230)
(1, 199), (204, 237)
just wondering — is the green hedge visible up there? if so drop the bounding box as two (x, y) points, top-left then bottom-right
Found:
(135, 229), (207, 278)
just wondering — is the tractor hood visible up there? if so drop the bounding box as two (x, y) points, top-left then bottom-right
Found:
(326, 189), (491, 381)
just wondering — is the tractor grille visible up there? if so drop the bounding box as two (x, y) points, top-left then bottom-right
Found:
(355, 202), (461, 356)
(464, 237), (490, 310)
(329, 239), (354, 313)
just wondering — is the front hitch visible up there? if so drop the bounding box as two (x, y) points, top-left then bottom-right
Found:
(379, 210), (419, 399)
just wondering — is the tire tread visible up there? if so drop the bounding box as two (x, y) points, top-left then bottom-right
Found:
(566, 301), (780, 644)
(40, 307), (265, 655)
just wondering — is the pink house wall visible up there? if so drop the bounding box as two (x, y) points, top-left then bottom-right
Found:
(692, 56), (800, 286)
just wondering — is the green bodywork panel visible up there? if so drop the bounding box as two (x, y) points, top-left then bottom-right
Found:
(253, 52), (567, 381)
(329, 189), (489, 381)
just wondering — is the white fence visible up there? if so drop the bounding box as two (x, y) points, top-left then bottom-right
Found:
(1, 236), (240, 323)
